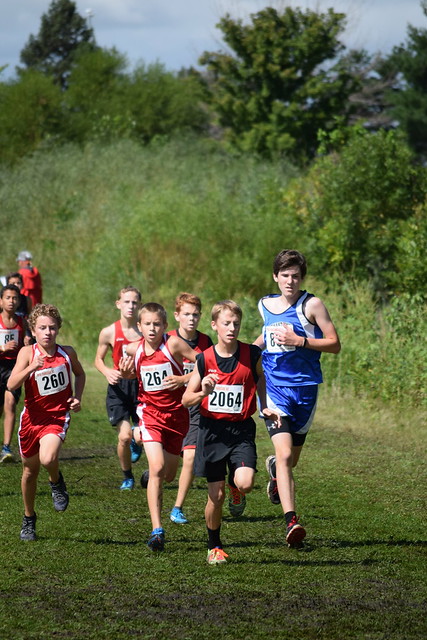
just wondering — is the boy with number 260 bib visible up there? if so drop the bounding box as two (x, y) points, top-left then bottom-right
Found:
(8, 304), (86, 542)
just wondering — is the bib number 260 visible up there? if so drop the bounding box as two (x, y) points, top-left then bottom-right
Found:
(35, 365), (69, 396)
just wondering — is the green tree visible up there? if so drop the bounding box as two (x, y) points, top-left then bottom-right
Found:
(19, 0), (96, 89)
(283, 126), (426, 297)
(127, 62), (208, 142)
(381, 1), (427, 157)
(0, 70), (62, 164)
(62, 47), (133, 143)
(200, 6), (358, 163)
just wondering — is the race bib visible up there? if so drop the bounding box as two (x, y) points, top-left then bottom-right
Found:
(183, 362), (195, 376)
(265, 323), (296, 353)
(140, 362), (173, 392)
(0, 328), (19, 346)
(208, 384), (243, 414)
(35, 364), (70, 396)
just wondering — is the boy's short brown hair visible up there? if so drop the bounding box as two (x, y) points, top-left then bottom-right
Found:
(211, 300), (242, 322)
(6, 272), (23, 285)
(273, 250), (307, 278)
(138, 302), (167, 324)
(174, 292), (202, 313)
(28, 304), (62, 331)
(117, 286), (141, 301)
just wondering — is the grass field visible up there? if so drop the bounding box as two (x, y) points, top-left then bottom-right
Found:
(0, 367), (426, 640)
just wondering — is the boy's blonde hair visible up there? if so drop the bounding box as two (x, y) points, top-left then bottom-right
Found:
(28, 304), (62, 331)
(175, 292), (202, 313)
(138, 302), (167, 324)
(211, 300), (242, 322)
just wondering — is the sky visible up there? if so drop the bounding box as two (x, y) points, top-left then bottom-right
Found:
(1, 0), (426, 78)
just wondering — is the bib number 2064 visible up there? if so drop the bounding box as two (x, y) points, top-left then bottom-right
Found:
(208, 384), (243, 414)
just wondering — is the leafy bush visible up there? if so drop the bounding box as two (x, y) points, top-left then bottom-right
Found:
(282, 127), (427, 298)
(0, 70), (62, 163)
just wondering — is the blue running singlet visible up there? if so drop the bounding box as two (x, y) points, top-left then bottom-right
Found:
(258, 292), (323, 388)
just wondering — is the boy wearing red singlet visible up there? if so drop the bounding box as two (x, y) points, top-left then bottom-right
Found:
(121, 303), (197, 552)
(167, 292), (213, 525)
(0, 285), (28, 463)
(8, 304), (85, 541)
(95, 287), (143, 490)
(182, 300), (263, 565)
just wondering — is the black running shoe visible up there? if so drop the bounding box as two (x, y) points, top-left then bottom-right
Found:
(140, 470), (149, 489)
(49, 471), (69, 512)
(20, 513), (37, 541)
(265, 455), (281, 505)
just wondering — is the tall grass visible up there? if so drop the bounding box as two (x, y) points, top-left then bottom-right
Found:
(0, 137), (425, 406)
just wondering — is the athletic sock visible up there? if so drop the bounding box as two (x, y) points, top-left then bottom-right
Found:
(285, 511), (297, 526)
(123, 469), (134, 480)
(207, 526), (222, 550)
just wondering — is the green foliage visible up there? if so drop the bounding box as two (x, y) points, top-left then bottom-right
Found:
(127, 62), (208, 142)
(319, 281), (427, 406)
(200, 6), (358, 163)
(0, 137), (295, 348)
(284, 126), (427, 297)
(0, 45), (208, 162)
(0, 137), (425, 407)
(0, 70), (62, 164)
(381, 2), (427, 158)
(62, 47), (133, 143)
(19, 0), (96, 89)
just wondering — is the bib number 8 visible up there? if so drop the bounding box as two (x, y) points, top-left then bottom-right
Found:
(0, 329), (19, 346)
(265, 324), (296, 353)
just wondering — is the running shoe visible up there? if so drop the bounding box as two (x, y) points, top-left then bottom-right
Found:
(147, 528), (165, 551)
(20, 513), (37, 541)
(130, 438), (142, 464)
(120, 477), (135, 491)
(170, 507), (188, 524)
(49, 471), (69, 511)
(0, 445), (14, 463)
(140, 470), (149, 489)
(228, 484), (246, 517)
(266, 455), (281, 505)
(207, 548), (228, 565)
(286, 515), (306, 548)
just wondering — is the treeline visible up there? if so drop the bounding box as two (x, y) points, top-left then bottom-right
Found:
(2, 1), (427, 165)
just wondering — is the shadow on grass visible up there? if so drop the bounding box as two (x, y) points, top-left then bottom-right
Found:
(92, 538), (139, 546)
(317, 538), (427, 549)
(224, 514), (278, 523)
(228, 557), (379, 566)
(60, 452), (113, 462)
